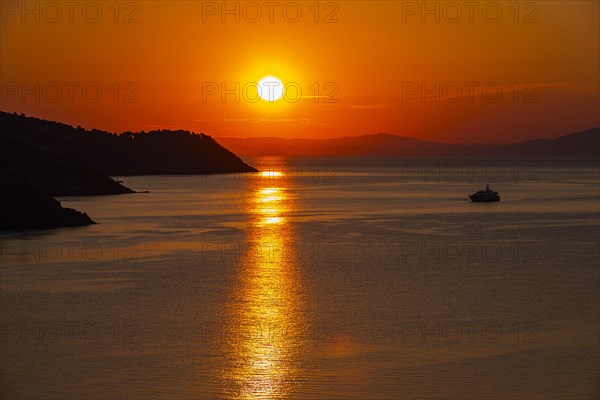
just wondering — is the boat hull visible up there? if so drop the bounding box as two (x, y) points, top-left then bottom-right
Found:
(469, 195), (500, 202)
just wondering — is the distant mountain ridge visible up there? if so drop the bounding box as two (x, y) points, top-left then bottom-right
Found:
(496, 128), (600, 156)
(217, 128), (600, 157)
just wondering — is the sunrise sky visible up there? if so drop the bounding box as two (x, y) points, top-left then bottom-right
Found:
(1, 1), (599, 143)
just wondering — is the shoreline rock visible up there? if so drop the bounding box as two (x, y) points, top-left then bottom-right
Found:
(0, 182), (96, 230)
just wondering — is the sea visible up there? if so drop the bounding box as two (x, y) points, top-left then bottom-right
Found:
(1, 157), (599, 399)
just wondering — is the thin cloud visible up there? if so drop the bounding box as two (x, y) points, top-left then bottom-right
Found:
(195, 118), (314, 125)
(348, 103), (394, 110)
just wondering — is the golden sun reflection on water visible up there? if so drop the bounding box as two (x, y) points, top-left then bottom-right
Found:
(259, 171), (283, 178)
(221, 169), (306, 399)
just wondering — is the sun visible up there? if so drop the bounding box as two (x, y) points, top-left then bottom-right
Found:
(257, 76), (284, 102)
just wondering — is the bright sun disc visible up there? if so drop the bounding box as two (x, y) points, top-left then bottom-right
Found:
(257, 76), (284, 102)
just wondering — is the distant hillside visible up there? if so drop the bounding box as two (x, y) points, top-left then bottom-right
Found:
(492, 128), (600, 156)
(0, 111), (257, 175)
(0, 134), (131, 230)
(1, 135), (133, 196)
(217, 134), (492, 157)
(218, 128), (600, 157)
(0, 111), (255, 230)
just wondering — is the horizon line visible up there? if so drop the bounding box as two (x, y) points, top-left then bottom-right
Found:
(2, 109), (598, 147)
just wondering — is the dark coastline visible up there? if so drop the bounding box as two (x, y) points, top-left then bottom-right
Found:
(0, 111), (257, 230)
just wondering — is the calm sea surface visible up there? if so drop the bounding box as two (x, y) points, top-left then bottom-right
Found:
(1, 157), (599, 399)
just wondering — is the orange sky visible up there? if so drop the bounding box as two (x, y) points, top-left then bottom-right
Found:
(1, 1), (599, 143)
